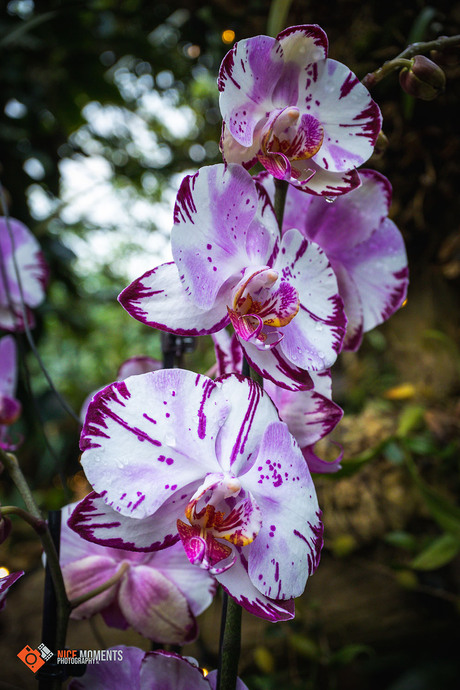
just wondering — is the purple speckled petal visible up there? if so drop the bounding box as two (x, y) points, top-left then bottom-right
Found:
(0, 336), (17, 398)
(301, 59), (381, 173)
(118, 262), (230, 336)
(216, 547), (295, 622)
(80, 370), (228, 519)
(241, 338), (313, 391)
(62, 555), (119, 619)
(0, 570), (24, 611)
(68, 645), (145, 689)
(118, 565), (198, 644)
(218, 35), (284, 147)
(339, 217), (409, 334)
(140, 652), (210, 690)
(171, 165), (279, 310)
(214, 375), (281, 476)
(67, 492), (188, 552)
(276, 229), (346, 370)
(243, 421), (323, 599)
(264, 370), (343, 448)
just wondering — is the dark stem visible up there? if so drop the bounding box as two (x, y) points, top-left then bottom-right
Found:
(274, 178), (288, 234)
(217, 591), (242, 690)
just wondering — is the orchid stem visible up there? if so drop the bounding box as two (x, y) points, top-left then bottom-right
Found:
(217, 591), (242, 690)
(0, 449), (70, 653)
(362, 34), (460, 88)
(274, 178), (288, 235)
(70, 562), (130, 609)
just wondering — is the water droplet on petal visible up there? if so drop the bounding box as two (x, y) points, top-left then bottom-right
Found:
(325, 196), (336, 204)
(165, 434), (177, 448)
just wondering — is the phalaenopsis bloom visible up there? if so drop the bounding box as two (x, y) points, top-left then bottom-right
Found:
(119, 164), (346, 391)
(0, 217), (48, 331)
(61, 503), (215, 644)
(70, 369), (323, 621)
(0, 335), (22, 450)
(68, 646), (249, 689)
(218, 24), (381, 195)
(259, 169), (409, 350)
(212, 330), (343, 473)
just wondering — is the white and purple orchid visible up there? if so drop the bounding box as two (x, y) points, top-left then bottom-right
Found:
(0, 570), (24, 611)
(263, 169), (408, 350)
(0, 217), (48, 332)
(218, 25), (381, 196)
(80, 355), (161, 424)
(212, 330), (343, 473)
(119, 164), (346, 391)
(70, 368), (323, 621)
(0, 335), (22, 450)
(60, 503), (215, 644)
(68, 646), (249, 690)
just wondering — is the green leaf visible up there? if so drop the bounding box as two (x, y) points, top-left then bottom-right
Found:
(396, 405), (425, 438)
(410, 533), (460, 570)
(329, 643), (373, 666)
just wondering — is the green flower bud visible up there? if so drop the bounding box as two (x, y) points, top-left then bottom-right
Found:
(399, 55), (446, 101)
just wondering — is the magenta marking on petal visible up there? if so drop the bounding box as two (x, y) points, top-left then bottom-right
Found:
(339, 72), (360, 99)
(173, 172), (198, 224)
(131, 493), (145, 511)
(352, 101), (382, 144)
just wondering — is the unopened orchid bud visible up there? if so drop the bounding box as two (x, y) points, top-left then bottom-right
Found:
(374, 130), (389, 156)
(399, 55), (446, 100)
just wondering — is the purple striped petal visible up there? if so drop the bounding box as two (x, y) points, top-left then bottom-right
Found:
(242, 422), (323, 598)
(216, 548), (295, 622)
(68, 646), (145, 689)
(277, 230), (346, 370)
(171, 165), (279, 310)
(304, 59), (381, 173)
(68, 491), (185, 552)
(211, 330), (243, 377)
(80, 370), (228, 519)
(264, 370), (343, 448)
(242, 338), (313, 391)
(119, 262), (230, 336)
(0, 336), (17, 398)
(303, 445), (343, 474)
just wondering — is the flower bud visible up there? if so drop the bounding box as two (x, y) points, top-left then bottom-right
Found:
(399, 55), (446, 100)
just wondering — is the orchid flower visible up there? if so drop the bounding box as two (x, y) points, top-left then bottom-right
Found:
(212, 330), (343, 473)
(0, 336), (22, 450)
(60, 503), (215, 644)
(0, 217), (48, 332)
(119, 164), (346, 391)
(69, 369), (323, 621)
(0, 570), (24, 611)
(218, 25), (381, 196)
(68, 646), (249, 690)
(260, 169), (409, 350)
(80, 355), (161, 424)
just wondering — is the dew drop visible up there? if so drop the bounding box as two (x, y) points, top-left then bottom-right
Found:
(165, 434), (177, 448)
(325, 196), (336, 203)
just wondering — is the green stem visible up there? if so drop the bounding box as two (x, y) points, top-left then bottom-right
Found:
(0, 504), (47, 533)
(267, 0), (294, 37)
(362, 34), (460, 88)
(274, 178), (288, 235)
(0, 449), (71, 650)
(70, 562), (130, 609)
(217, 592), (242, 690)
